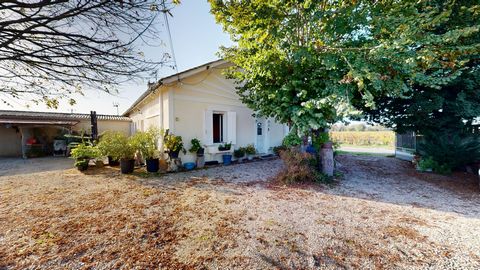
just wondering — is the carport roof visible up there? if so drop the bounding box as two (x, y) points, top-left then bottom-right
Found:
(0, 119), (78, 125)
(0, 110), (131, 122)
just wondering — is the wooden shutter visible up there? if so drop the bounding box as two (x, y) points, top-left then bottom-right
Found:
(227, 111), (237, 145)
(204, 109), (213, 145)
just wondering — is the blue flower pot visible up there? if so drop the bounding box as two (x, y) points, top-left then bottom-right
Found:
(306, 145), (317, 155)
(222, 154), (232, 165)
(184, 162), (196, 170)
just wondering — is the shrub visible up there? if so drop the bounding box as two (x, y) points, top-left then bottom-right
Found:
(163, 133), (186, 154)
(97, 132), (135, 161)
(130, 128), (161, 159)
(244, 144), (256, 155)
(189, 138), (204, 154)
(312, 132), (330, 151)
(272, 145), (287, 155)
(418, 135), (480, 172)
(234, 148), (245, 158)
(276, 148), (330, 184)
(218, 142), (232, 151)
(70, 142), (100, 160)
(282, 131), (302, 147)
(70, 142), (100, 171)
(417, 157), (452, 175)
(97, 131), (129, 160)
(74, 159), (89, 171)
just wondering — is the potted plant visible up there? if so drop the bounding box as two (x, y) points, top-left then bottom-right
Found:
(245, 144), (256, 160)
(131, 128), (161, 172)
(218, 142), (233, 165)
(104, 133), (136, 174)
(70, 142), (100, 171)
(164, 133), (186, 159)
(189, 138), (205, 168)
(97, 131), (125, 166)
(234, 147), (245, 162)
(218, 142), (232, 151)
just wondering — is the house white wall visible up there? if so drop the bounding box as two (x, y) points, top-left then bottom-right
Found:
(128, 62), (288, 163)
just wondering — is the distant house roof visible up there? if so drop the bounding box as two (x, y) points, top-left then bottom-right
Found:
(0, 110), (131, 124)
(123, 59), (229, 116)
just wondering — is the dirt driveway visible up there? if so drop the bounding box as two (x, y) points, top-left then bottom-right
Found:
(0, 155), (479, 269)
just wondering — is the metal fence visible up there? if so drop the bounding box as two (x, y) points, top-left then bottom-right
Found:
(396, 132), (416, 153)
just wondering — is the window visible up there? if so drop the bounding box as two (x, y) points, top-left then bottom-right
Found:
(213, 113), (224, 143)
(205, 110), (236, 145)
(257, 122), (263, 135)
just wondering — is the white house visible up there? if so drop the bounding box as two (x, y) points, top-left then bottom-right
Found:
(123, 59), (288, 163)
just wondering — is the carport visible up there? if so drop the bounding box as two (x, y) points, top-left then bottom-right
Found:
(0, 110), (132, 158)
(0, 118), (78, 159)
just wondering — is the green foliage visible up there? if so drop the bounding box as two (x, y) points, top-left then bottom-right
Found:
(277, 148), (331, 184)
(70, 142), (100, 171)
(210, 0), (480, 133)
(312, 132), (329, 151)
(189, 138), (204, 153)
(218, 142), (232, 151)
(417, 157), (451, 175)
(164, 133), (186, 154)
(360, 70), (480, 137)
(70, 142), (100, 160)
(233, 148), (245, 158)
(97, 132), (135, 161)
(74, 159), (89, 171)
(244, 144), (256, 155)
(282, 131), (302, 147)
(418, 134), (480, 172)
(272, 145), (287, 156)
(130, 127), (161, 159)
(97, 131), (121, 159)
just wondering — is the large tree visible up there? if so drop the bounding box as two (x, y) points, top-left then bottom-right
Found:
(0, 0), (179, 108)
(209, 0), (480, 134)
(357, 69), (480, 137)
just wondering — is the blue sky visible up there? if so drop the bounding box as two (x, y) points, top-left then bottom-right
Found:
(3, 1), (232, 115)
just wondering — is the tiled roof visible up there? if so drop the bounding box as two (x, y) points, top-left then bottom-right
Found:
(0, 110), (131, 122)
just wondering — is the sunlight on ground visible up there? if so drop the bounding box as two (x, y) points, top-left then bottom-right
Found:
(0, 156), (479, 269)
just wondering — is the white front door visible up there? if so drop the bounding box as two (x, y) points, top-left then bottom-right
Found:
(255, 118), (266, 153)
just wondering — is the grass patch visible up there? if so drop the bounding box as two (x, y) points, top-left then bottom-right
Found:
(335, 150), (393, 157)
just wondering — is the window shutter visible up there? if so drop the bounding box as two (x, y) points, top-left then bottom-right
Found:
(227, 111), (237, 144)
(204, 109), (213, 145)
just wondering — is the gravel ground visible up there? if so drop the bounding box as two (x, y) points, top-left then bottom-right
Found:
(1, 155), (479, 269)
(0, 157), (72, 177)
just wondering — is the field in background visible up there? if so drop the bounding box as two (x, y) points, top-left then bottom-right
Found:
(330, 131), (395, 148)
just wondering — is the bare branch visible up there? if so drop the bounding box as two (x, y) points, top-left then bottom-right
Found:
(0, 0), (177, 108)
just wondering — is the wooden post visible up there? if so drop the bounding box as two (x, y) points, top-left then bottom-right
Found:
(19, 127), (26, 159)
(90, 111), (98, 141)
